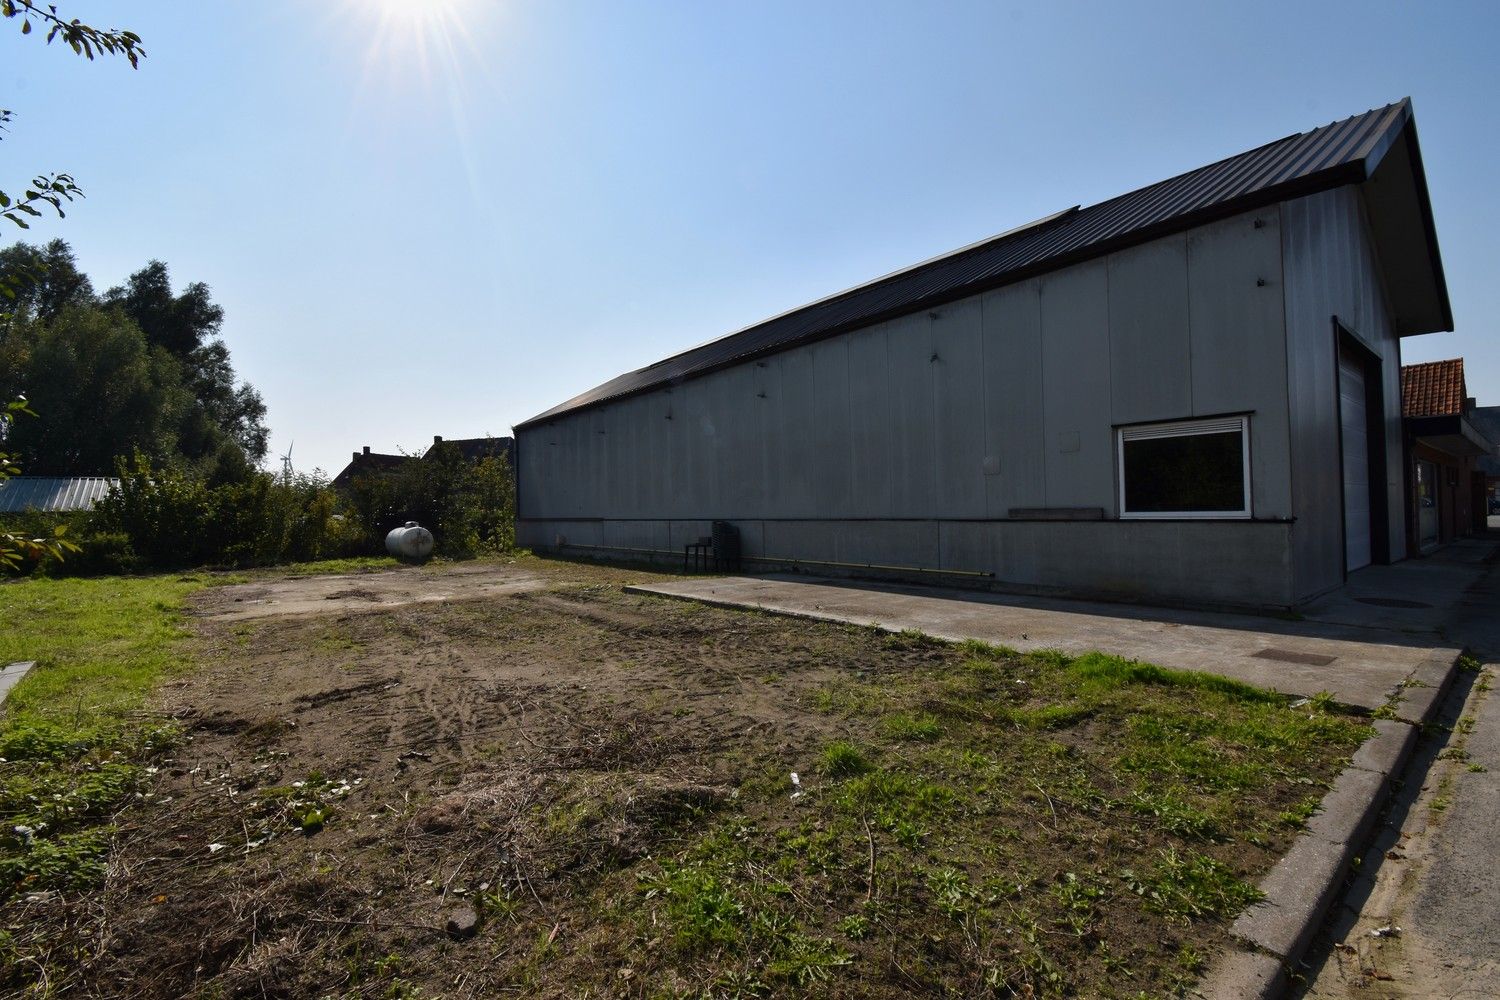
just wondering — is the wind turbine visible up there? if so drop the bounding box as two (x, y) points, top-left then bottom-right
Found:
(280, 441), (294, 483)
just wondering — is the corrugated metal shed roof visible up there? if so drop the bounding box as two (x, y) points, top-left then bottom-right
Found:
(1402, 358), (1467, 418)
(0, 477), (118, 513)
(519, 99), (1432, 430)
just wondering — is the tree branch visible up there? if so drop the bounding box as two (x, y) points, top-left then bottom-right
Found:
(2, 1), (146, 67)
(1, 172), (83, 229)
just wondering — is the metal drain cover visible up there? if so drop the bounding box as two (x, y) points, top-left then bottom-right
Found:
(1353, 597), (1433, 609)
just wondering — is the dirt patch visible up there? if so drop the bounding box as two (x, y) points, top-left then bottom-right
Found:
(19, 560), (1365, 999)
(192, 561), (552, 621)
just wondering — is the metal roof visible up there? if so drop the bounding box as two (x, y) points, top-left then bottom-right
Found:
(0, 477), (118, 513)
(519, 99), (1428, 429)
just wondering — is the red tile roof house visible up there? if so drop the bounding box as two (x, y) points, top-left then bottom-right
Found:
(1401, 358), (1497, 552)
(515, 99), (1456, 610)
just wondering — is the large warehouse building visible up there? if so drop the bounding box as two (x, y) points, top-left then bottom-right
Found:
(515, 99), (1451, 609)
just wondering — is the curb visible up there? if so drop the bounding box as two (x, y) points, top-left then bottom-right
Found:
(1194, 652), (1461, 999)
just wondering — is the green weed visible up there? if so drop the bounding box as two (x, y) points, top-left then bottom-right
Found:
(881, 712), (942, 742)
(1278, 795), (1322, 829)
(1121, 848), (1263, 922)
(818, 740), (872, 778)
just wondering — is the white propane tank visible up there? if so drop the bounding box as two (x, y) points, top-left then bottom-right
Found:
(385, 521), (435, 562)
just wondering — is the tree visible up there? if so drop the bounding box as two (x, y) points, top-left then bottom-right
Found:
(104, 259), (270, 465)
(1, 303), (185, 474)
(0, 238), (93, 331)
(105, 260), (224, 357)
(0, 245), (271, 475)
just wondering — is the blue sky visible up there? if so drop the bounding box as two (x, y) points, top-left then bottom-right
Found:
(5, 0), (1498, 476)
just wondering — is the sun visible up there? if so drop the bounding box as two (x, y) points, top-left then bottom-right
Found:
(343, 0), (482, 81)
(367, 0), (471, 32)
(334, 0), (497, 204)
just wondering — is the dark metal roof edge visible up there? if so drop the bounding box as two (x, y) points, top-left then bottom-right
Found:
(616, 203), (1087, 383)
(515, 163), (1368, 431)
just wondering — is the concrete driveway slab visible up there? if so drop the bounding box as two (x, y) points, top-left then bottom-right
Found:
(628, 574), (1453, 710)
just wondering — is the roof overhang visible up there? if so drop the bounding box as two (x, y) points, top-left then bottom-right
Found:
(1407, 414), (1493, 457)
(1358, 108), (1453, 335)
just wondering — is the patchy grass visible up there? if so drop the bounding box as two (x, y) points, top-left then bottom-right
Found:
(0, 574), (203, 903)
(598, 640), (1364, 997)
(1, 569), (1371, 999)
(0, 575), (202, 724)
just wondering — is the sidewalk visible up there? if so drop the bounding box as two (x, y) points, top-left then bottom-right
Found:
(628, 546), (1489, 710)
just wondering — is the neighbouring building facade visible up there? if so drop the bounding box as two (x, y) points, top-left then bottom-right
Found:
(515, 100), (1452, 609)
(1471, 406), (1500, 514)
(1401, 359), (1496, 551)
(331, 435), (514, 492)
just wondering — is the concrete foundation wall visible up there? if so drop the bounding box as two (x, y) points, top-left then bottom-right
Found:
(517, 518), (1296, 609)
(518, 205), (1303, 607)
(1282, 186), (1407, 600)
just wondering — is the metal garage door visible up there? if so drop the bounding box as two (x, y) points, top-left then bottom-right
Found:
(1339, 350), (1372, 572)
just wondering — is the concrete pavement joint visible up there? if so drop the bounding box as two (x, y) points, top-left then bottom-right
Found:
(1348, 719), (1418, 778)
(1392, 648), (1464, 725)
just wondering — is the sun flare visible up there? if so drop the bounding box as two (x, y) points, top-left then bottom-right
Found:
(343, 0), (483, 81)
(367, 0), (472, 31)
(334, 0), (498, 207)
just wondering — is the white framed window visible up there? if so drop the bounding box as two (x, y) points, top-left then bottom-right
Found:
(1117, 416), (1251, 519)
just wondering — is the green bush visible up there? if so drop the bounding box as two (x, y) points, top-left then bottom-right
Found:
(64, 532), (142, 576)
(344, 443), (515, 558)
(7, 442), (517, 575)
(86, 454), (369, 570)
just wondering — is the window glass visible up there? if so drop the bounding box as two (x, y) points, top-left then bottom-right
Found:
(1120, 419), (1248, 516)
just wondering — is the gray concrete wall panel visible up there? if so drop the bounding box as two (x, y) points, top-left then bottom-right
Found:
(931, 298), (987, 517)
(1039, 260), (1113, 509)
(762, 520), (840, 563)
(1186, 211), (1291, 518)
(846, 322), (895, 518)
(809, 337), (855, 514)
(938, 520), (1005, 576)
(834, 520), (941, 570)
(979, 282), (1045, 517)
(1108, 236), (1193, 424)
(602, 518), (670, 554)
(888, 313), (938, 515)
